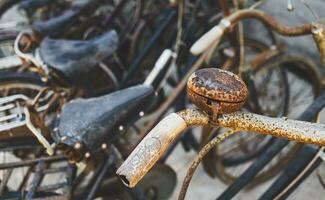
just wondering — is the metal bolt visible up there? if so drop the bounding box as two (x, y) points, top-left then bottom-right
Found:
(101, 143), (107, 150)
(139, 111), (144, 117)
(287, 0), (294, 11)
(60, 136), (67, 142)
(41, 77), (48, 82)
(74, 142), (81, 149)
(85, 152), (90, 158)
(119, 125), (124, 131)
(61, 92), (67, 97)
(146, 187), (157, 199)
(270, 45), (277, 50)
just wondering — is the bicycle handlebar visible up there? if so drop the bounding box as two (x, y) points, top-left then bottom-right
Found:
(117, 108), (325, 187)
(191, 9), (313, 55)
(226, 9), (312, 36)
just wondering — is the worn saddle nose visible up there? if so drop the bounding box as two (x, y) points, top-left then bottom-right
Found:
(39, 30), (118, 84)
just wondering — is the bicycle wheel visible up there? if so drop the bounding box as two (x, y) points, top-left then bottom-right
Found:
(0, 136), (74, 199)
(259, 145), (322, 200)
(218, 55), (320, 186)
(0, 71), (45, 97)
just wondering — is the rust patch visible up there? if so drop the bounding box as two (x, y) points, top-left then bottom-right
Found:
(187, 68), (248, 116)
(188, 68), (248, 103)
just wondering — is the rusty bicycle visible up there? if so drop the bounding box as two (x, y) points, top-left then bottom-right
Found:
(117, 67), (325, 200)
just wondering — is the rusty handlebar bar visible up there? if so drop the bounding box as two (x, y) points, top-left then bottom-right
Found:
(117, 68), (325, 187)
(190, 9), (313, 55)
(117, 109), (325, 187)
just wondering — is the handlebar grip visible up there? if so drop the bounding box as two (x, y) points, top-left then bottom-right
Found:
(190, 25), (224, 55)
(116, 113), (187, 187)
(117, 109), (325, 188)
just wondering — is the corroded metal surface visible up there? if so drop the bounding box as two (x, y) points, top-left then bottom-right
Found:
(187, 90), (246, 117)
(312, 21), (325, 68)
(178, 129), (237, 200)
(249, 44), (284, 70)
(188, 68), (248, 103)
(178, 108), (325, 146)
(218, 111), (325, 146)
(177, 109), (210, 126)
(227, 9), (312, 36)
(117, 63), (325, 189)
(187, 68), (248, 116)
(116, 113), (187, 187)
(191, 8), (313, 56)
(117, 108), (325, 188)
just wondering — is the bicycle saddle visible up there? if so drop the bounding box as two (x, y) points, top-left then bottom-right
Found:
(39, 30), (118, 83)
(51, 85), (155, 156)
(32, 0), (100, 37)
(19, 0), (53, 12)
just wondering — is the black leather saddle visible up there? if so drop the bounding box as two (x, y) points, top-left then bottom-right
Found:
(19, 0), (53, 12)
(51, 85), (156, 155)
(32, 0), (100, 37)
(39, 30), (118, 82)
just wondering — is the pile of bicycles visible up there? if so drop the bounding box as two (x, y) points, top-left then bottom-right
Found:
(1, 0), (325, 199)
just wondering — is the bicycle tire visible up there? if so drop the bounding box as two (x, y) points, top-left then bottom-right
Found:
(0, 136), (74, 199)
(258, 145), (321, 200)
(0, 71), (43, 84)
(0, 71), (45, 96)
(1, 191), (61, 199)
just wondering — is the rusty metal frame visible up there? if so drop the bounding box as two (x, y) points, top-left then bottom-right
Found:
(117, 108), (325, 188)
